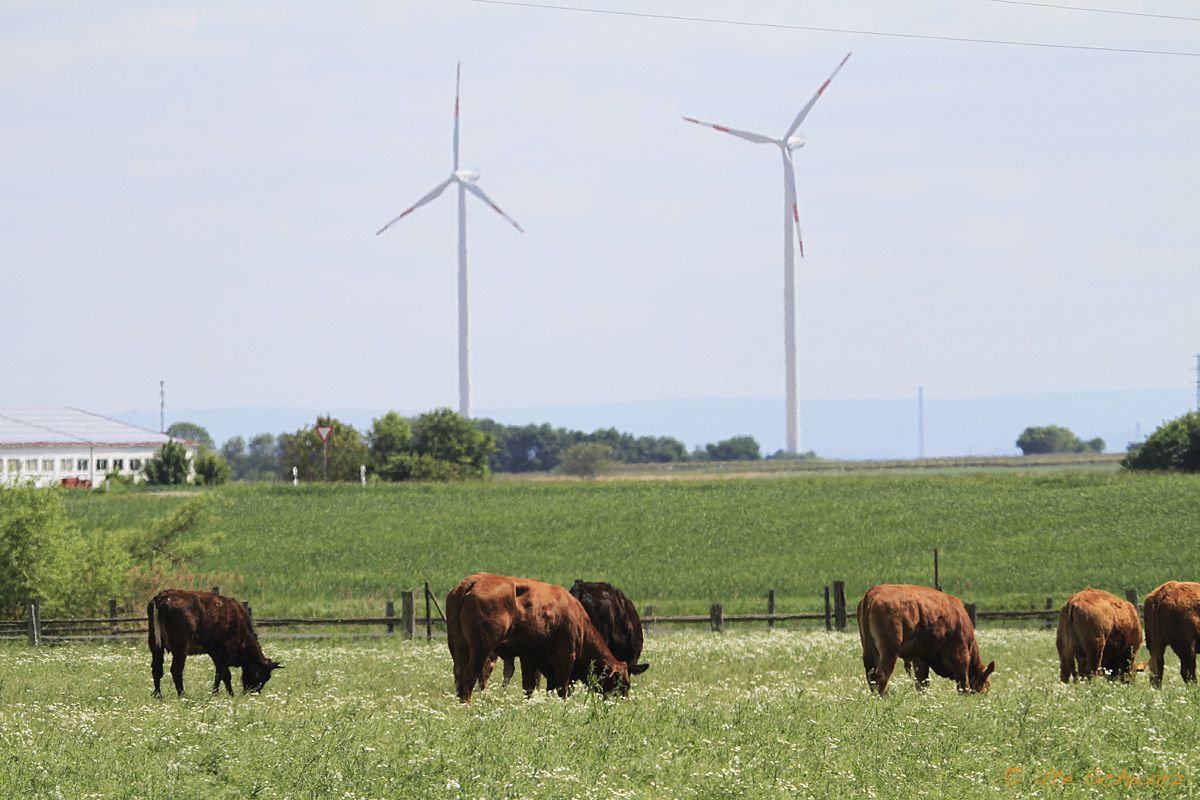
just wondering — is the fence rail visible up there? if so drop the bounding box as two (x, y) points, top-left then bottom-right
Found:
(4, 583), (1144, 646)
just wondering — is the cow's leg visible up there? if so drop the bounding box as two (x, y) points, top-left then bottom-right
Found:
(910, 659), (931, 691)
(1058, 644), (1075, 684)
(502, 656), (516, 686)
(460, 645), (494, 703)
(519, 656), (539, 697)
(169, 650), (187, 697)
(552, 651), (575, 699)
(478, 654), (497, 690)
(861, 635), (879, 690)
(1148, 639), (1166, 689)
(1082, 636), (1105, 680)
(151, 644), (165, 698)
(1177, 640), (1197, 684)
(210, 659), (233, 696)
(871, 647), (898, 697)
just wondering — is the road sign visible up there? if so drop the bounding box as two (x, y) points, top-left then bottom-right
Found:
(315, 425), (333, 444)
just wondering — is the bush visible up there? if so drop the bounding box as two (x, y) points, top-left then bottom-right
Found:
(705, 436), (761, 461)
(1122, 411), (1200, 472)
(1015, 425), (1102, 455)
(558, 443), (615, 479)
(193, 450), (231, 486)
(144, 440), (192, 485)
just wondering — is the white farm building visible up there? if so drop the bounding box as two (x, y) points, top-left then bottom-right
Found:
(0, 407), (194, 488)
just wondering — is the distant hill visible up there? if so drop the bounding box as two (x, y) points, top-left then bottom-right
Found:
(114, 387), (1193, 461)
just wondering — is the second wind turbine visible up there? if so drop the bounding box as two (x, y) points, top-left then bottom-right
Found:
(684, 53), (850, 454)
(376, 63), (524, 419)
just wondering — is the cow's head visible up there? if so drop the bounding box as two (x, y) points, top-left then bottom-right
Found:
(242, 659), (284, 693)
(969, 660), (995, 694)
(588, 660), (632, 697)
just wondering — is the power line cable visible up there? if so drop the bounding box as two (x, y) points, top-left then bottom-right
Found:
(465, 0), (1200, 57)
(984, 0), (1200, 23)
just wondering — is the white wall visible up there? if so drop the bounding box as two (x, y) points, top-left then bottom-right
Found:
(0, 445), (195, 488)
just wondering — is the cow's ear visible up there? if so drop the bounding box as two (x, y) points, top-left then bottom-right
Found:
(984, 661), (995, 677)
(630, 663), (650, 675)
(270, 661), (284, 671)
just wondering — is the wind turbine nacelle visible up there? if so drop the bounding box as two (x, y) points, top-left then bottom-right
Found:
(786, 135), (806, 150)
(454, 169), (481, 182)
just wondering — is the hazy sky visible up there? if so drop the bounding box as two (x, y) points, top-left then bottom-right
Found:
(4, 1), (1198, 423)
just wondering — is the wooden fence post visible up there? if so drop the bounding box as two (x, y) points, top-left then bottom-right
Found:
(401, 591), (415, 639)
(965, 602), (977, 627)
(1045, 597), (1053, 630)
(385, 600), (395, 635)
(1125, 588), (1139, 612)
(242, 601), (253, 629)
(710, 603), (724, 633)
(109, 599), (119, 637)
(643, 605), (655, 632)
(824, 586), (832, 631)
(211, 586), (220, 596)
(424, 583), (433, 640)
(26, 599), (40, 647)
(833, 581), (847, 632)
(767, 589), (776, 629)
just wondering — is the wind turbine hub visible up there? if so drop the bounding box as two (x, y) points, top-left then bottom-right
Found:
(787, 135), (806, 150)
(454, 169), (481, 182)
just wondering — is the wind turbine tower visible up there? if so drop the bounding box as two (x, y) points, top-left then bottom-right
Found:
(376, 63), (524, 418)
(684, 53), (850, 453)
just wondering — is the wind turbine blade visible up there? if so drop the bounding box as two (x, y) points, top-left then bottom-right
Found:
(463, 182), (524, 233)
(783, 52), (851, 141)
(375, 177), (455, 235)
(453, 62), (461, 170)
(783, 153), (804, 258)
(681, 116), (776, 145)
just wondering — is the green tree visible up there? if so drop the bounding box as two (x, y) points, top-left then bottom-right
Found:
(278, 416), (369, 481)
(193, 450), (231, 486)
(1123, 411), (1200, 472)
(0, 487), (66, 617)
(368, 411), (414, 479)
(408, 408), (495, 480)
(144, 440), (193, 485)
(706, 436), (761, 461)
(1016, 425), (1092, 455)
(166, 422), (214, 451)
(220, 435), (247, 477)
(559, 442), (615, 479)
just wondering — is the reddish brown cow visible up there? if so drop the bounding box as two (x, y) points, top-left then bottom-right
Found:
(1145, 580), (1200, 688)
(1056, 588), (1142, 683)
(445, 572), (632, 703)
(148, 589), (282, 697)
(858, 584), (994, 696)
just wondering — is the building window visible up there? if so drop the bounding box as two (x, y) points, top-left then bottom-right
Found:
(96, 458), (109, 471)
(42, 459), (54, 472)
(77, 459), (88, 471)
(4, 459), (17, 474)
(61, 459), (73, 472)
(25, 459), (38, 473)
(130, 458), (143, 471)
(113, 458), (125, 471)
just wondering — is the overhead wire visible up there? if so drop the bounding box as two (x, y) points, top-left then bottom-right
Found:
(983, 0), (1200, 23)
(464, 0), (1200, 57)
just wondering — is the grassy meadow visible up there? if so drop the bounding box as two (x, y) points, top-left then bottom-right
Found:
(63, 470), (1200, 618)
(3, 629), (1199, 799)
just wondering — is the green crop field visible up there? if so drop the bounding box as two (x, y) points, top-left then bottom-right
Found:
(61, 470), (1200, 619)
(2, 630), (1198, 799)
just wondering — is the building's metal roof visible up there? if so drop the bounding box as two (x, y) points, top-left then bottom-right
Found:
(0, 407), (178, 449)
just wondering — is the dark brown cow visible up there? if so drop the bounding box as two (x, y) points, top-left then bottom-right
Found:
(445, 572), (632, 703)
(1056, 588), (1142, 683)
(858, 584), (994, 696)
(148, 589), (282, 697)
(491, 579), (650, 689)
(1145, 580), (1200, 688)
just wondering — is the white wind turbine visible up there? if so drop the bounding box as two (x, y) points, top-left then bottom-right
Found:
(684, 53), (850, 454)
(376, 63), (523, 419)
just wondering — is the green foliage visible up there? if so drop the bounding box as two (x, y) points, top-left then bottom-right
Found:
(192, 449), (231, 486)
(558, 442), (615, 479)
(0, 488), (68, 617)
(165, 421), (214, 451)
(221, 433), (281, 482)
(278, 416), (369, 482)
(705, 435), (761, 461)
(144, 440), (192, 485)
(1016, 425), (1103, 455)
(368, 412), (413, 479)
(476, 419), (688, 472)
(409, 408), (494, 480)
(1123, 411), (1200, 472)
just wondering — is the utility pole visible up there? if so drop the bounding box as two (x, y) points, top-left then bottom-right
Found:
(1195, 354), (1199, 411)
(918, 386), (925, 460)
(159, 380), (165, 433)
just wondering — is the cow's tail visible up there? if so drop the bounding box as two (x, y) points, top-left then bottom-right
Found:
(147, 599), (169, 652)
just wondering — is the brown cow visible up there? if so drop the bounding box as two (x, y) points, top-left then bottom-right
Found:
(445, 572), (632, 703)
(1056, 588), (1142, 683)
(1145, 580), (1200, 688)
(858, 584), (994, 696)
(490, 579), (650, 690)
(148, 589), (283, 697)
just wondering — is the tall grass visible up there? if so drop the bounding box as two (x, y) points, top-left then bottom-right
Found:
(64, 471), (1200, 617)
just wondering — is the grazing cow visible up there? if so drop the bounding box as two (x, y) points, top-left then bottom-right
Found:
(492, 579), (650, 689)
(445, 572), (632, 703)
(1056, 588), (1142, 683)
(1144, 580), (1200, 688)
(857, 583), (994, 696)
(148, 589), (283, 697)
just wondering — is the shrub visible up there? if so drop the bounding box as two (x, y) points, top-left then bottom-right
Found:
(144, 440), (192, 485)
(559, 443), (615, 479)
(193, 450), (231, 486)
(1122, 411), (1200, 472)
